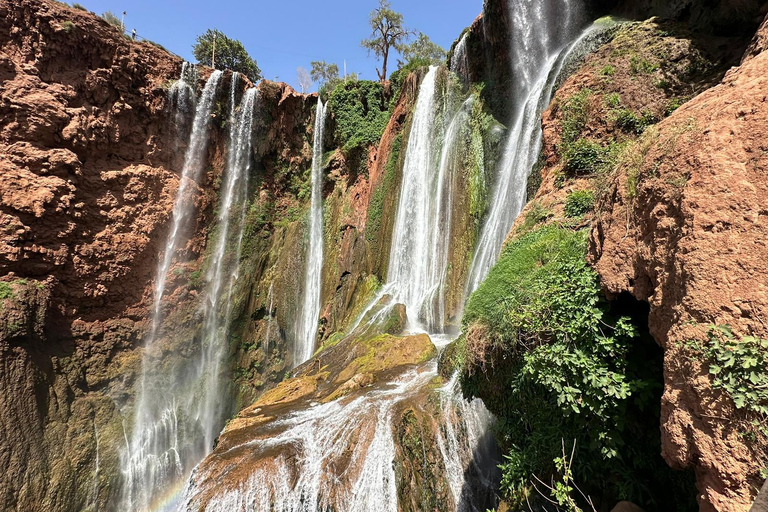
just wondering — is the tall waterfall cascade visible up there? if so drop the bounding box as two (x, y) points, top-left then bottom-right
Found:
(120, 69), (259, 511)
(294, 99), (328, 366)
(467, 0), (586, 292)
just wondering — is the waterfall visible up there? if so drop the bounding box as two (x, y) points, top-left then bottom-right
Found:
(450, 33), (470, 81)
(120, 70), (260, 511)
(386, 66), (442, 329)
(264, 282), (275, 354)
(169, 63), (198, 131)
(197, 80), (258, 451)
(466, 0), (585, 292)
(148, 70), (223, 346)
(293, 99), (328, 366)
(436, 373), (499, 511)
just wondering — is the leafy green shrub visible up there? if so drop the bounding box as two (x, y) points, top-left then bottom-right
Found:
(329, 80), (390, 154)
(604, 92), (621, 109)
(0, 282), (13, 300)
(460, 226), (695, 510)
(609, 108), (657, 135)
(693, 326), (768, 415)
(72, 3), (87, 10)
(666, 97), (685, 116)
(564, 190), (595, 218)
(61, 20), (75, 33)
(563, 138), (611, 175)
(600, 65), (615, 76)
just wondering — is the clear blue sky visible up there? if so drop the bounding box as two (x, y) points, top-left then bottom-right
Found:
(74, 0), (482, 91)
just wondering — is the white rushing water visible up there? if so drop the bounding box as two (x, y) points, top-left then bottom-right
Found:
(466, 0), (584, 292)
(120, 70), (260, 511)
(196, 366), (434, 512)
(293, 100), (328, 366)
(450, 33), (470, 82)
(264, 282), (275, 354)
(182, 68), (497, 512)
(197, 80), (258, 451)
(386, 66), (443, 330)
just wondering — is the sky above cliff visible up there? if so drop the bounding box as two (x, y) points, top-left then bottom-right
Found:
(74, 0), (481, 91)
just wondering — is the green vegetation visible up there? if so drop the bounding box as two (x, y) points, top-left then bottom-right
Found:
(397, 32), (446, 68)
(328, 79), (389, 155)
(0, 282), (13, 300)
(366, 133), (402, 244)
(563, 138), (620, 176)
(629, 55), (659, 75)
(599, 65), (615, 77)
(459, 225), (695, 510)
(193, 29), (262, 83)
(559, 88), (592, 157)
(61, 20), (75, 33)
(72, 2), (87, 10)
(690, 326), (768, 417)
(311, 61), (360, 96)
(564, 190), (595, 218)
(518, 202), (551, 233)
(609, 107), (658, 135)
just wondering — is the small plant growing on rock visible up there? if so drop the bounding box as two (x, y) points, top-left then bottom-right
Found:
(72, 3), (87, 10)
(564, 190), (595, 218)
(61, 20), (75, 33)
(563, 139), (607, 174)
(599, 65), (615, 77)
(0, 282), (13, 300)
(694, 326), (768, 416)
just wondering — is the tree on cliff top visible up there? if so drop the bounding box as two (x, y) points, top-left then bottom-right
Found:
(397, 32), (446, 68)
(311, 60), (341, 90)
(361, 0), (413, 83)
(193, 29), (262, 83)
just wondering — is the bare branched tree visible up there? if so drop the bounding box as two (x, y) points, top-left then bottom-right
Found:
(297, 67), (312, 94)
(361, 0), (413, 83)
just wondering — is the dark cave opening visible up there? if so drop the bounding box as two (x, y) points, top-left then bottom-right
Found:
(605, 291), (699, 512)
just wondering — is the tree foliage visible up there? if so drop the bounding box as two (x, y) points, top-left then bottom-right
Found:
(397, 32), (446, 68)
(361, 0), (413, 83)
(311, 60), (341, 90)
(193, 29), (262, 83)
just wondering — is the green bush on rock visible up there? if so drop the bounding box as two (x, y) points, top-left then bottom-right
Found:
(329, 80), (390, 156)
(564, 190), (595, 218)
(457, 225), (695, 510)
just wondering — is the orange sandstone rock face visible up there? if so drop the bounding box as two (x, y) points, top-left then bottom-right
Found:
(0, 1), (192, 510)
(589, 28), (768, 512)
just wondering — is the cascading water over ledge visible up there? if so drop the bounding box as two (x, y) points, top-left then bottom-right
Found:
(119, 69), (259, 511)
(293, 99), (328, 367)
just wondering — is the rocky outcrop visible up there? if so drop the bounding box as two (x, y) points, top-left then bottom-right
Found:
(589, 32), (768, 511)
(0, 1), (190, 509)
(183, 329), (438, 511)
